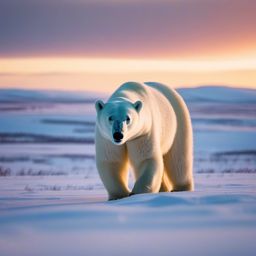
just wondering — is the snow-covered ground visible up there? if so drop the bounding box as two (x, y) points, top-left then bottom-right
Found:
(0, 86), (255, 256)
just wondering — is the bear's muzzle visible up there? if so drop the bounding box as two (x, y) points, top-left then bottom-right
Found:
(113, 132), (123, 142)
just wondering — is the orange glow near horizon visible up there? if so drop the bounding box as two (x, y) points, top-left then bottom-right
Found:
(0, 56), (256, 92)
(1, 0), (256, 92)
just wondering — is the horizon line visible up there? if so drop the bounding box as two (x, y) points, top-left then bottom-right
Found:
(0, 84), (255, 93)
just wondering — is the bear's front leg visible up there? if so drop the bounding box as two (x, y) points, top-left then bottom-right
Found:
(97, 161), (130, 200)
(131, 157), (164, 195)
(95, 128), (130, 200)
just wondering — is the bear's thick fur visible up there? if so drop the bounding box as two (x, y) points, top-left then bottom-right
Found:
(95, 82), (194, 200)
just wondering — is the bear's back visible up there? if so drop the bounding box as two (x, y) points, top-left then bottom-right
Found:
(109, 81), (149, 102)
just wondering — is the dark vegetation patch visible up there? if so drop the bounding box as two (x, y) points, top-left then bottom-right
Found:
(17, 169), (67, 176)
(41, 119), (95, 126)
(221, 168), (256, 173)
(45, 154), (95, 160)
(0, 106), (29, 111)
(73, 128), (94, 133)
(0, 133), (94, 144)
(196, 168), (256, 174)
(0, 166), (67, 176)
(0, 154), (94, 164)
(0, 167), (11, 176)
(25, 184), (95, 192)
(214, 150), (256, 156)
(0, 156), (30, 162)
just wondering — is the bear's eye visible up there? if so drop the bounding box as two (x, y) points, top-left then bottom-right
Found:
(126, 116), (130, 124)
(108, 116), (114, 122)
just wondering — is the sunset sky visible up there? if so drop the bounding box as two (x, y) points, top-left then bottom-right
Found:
(0, 0), (256, 92)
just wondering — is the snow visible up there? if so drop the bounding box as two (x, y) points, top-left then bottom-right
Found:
(0, 174), (256, 256)
(0, 86), (256, 256)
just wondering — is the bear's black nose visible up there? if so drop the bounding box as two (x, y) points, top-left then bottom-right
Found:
(113, 132), (123, 141)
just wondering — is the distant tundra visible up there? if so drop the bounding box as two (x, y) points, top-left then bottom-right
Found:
(95, 82), (194, 200)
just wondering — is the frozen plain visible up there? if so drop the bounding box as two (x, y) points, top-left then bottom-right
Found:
(0, 86), (255, 256)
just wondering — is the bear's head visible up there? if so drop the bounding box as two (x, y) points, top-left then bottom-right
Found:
(95, 99), (142, 145)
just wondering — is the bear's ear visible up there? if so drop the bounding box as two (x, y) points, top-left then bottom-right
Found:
(95, 100), (105, 113)
(134, 100), (142, 113)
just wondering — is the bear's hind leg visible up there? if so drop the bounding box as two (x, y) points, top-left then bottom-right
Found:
(159, 167), (172, 192)
(163, 148), (194, 192)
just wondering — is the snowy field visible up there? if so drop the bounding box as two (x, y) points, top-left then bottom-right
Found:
(0, 86), (256, 256)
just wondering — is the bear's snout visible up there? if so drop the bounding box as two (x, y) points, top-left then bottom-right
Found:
(113, 132), (123, 142)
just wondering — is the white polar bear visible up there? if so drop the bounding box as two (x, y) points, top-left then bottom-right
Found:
(95, 81), (194, 200)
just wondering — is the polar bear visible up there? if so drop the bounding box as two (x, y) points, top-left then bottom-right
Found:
(95, 81), (194, 200)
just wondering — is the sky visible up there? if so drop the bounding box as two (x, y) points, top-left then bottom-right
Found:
(0, 0), (256, 92)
